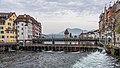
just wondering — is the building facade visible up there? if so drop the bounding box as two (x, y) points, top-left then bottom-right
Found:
(31, 17), (41, 38)
(0, 12), (17, 43)
(98, 0), (120, 46)
(15, 14), (32, 42)
(15, 14), (41, 43)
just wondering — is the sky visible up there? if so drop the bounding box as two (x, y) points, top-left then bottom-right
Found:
(0, 0), (117, 34)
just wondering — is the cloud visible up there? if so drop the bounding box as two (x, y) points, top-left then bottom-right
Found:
(0, 0), (116, 15)
(0, 0), (117, 34)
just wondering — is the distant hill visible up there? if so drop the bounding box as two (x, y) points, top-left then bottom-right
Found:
(45, 28), (88, 38)
(59, 28), (88, 35)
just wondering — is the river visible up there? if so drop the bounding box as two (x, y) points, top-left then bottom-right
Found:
(0, 51), (120, 68)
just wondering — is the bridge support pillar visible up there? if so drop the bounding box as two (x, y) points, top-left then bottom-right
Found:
(52, 41), (55, 44)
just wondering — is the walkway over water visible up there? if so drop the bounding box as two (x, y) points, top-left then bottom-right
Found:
(21, 38), (101, 45)
(18, 38), (103, 52)
(32, 38), (99, 41)
(0, 38), (104, 52)
(28, 44), (98, 48)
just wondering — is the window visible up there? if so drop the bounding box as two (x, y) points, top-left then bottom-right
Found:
(10, 31), (12, 34)
(117, 37), (119, 41)
(0, 31), (4, 34)
(13, 24), (14, 26)
(8, 27), (11, 29)
(6, 31), (9, 33)
(0, 21), (5, 25)
(9, 18), (12, 21)
(18, 26), (19, 28)
(10, 36), (14, 38)
(0, 27), (3, 29)
(28, 35), (31, 38)
(22, 28), (23, 30)
(7, 36), (9, 38)
(22, 24), (23, 26)
(8, 23), (11, 26)
(2, 36), (4, 38)
(22, 32), (23, 35)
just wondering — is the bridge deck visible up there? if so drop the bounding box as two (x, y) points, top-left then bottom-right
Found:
(25, 44), (99, 48)
(19, 38), (99, 42)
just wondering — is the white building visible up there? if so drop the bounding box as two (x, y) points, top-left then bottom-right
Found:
(15, 14), (33, 43)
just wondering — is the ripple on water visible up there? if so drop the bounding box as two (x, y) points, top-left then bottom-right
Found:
(0, 51), (117, 68)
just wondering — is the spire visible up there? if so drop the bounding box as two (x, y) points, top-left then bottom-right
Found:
(64, 29), (69, 35)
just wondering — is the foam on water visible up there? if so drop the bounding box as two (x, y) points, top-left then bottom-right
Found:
(42, 50), (53, 53)
(71, 51), (81, 54)
(42, 50), (65, 54)
(71, 51), (115, 68)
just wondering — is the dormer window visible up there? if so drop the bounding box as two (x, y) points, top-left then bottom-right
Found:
(9, 18), (12, 21)
(24, 14), (26, 17)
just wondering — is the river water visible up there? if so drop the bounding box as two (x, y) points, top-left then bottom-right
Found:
(0, 51), (120, 68)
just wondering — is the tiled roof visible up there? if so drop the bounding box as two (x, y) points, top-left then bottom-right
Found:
(16, 14), (41, 27)
(15, 14), (31, 23)
(0, 12), (16, 18)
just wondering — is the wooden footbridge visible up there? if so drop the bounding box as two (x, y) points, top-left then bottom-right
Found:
(0, 38), (104, 52)
(22, 38), (100, 44)
(32, 38), (99, 42)
(18, 38), (103, 52)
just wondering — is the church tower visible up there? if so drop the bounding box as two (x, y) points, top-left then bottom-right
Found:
(64, 29), (69, 38)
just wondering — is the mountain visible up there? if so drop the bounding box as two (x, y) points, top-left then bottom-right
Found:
(45, 28), (88, 38)
(46, 34), (64, 38)
(59, 28), (88, 35)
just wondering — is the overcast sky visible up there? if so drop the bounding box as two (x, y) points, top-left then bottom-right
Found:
(0, 0), (116, 34)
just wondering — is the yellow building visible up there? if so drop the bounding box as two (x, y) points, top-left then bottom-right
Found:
(0, 12), (17, 43)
